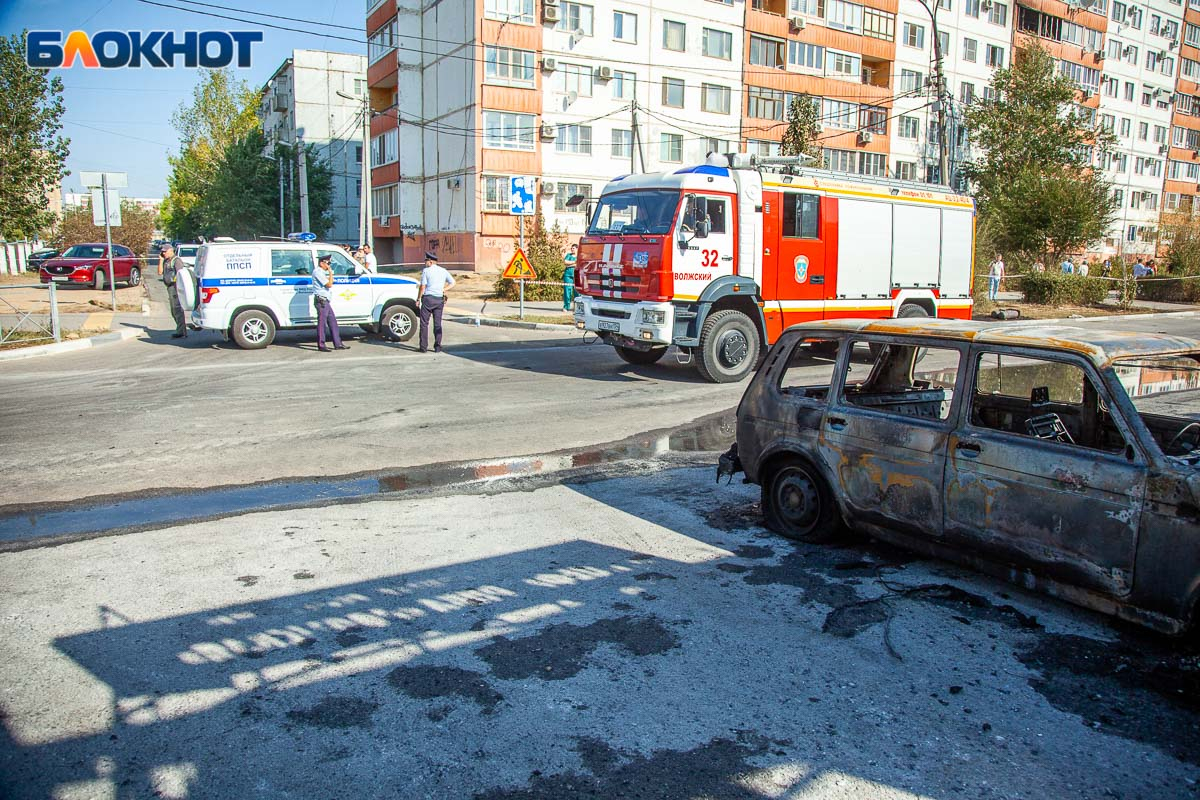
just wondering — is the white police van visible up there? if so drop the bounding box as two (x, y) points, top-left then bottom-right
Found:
(192, 240), (420, 349)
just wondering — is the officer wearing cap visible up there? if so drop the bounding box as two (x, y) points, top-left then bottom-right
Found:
(157, 242), (187, 339)
(417, 251), (455, 353)
(312, 253), (348, 352)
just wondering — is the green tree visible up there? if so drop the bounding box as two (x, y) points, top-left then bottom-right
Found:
(0, 31), (70, 240)
(779, 95), (822, 166)
(963, 44), (1116, 261)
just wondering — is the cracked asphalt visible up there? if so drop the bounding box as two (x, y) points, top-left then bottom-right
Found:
(2, 462), (1197, 799)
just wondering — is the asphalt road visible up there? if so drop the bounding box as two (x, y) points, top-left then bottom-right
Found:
(1, 462), (1197, 799)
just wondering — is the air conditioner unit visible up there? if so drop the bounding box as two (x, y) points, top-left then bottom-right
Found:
(540, 123), (557, 140)
(1082, 89), (1094, 99)
(541, 56), (557, 71)
(858, 131), (874, 144)
(543, 6), (561, 23)
(981, 0), (993, 11)
(788, 16), (806, 30)
(1170, 39), (1179, 50)
(544, 0), (559, 5)
(447, 177), (462, 189)
(380, 216), (391, 227)
(1082, 46), (1094, 55)
(541, 181), (557, 195)
(594, 64), (613, 81)
(1096, 50), (1106, 61)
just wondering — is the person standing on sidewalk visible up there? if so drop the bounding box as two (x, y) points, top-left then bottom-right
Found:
(312, 253), (348, 352)
(360, 244), (378, 273)
(987, 254), (1004, 302)
(562, 243), (577, 311)
(157, 243), (187, 339)
(417, 251), (455, 353)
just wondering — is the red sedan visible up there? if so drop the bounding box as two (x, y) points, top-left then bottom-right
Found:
(39, 243), (141, 290)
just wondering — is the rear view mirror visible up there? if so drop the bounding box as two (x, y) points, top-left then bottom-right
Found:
(565, 194), (586, 209)
(694, 219), (710, 239)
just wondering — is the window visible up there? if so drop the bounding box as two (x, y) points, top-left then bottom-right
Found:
(663, 20), (686, 51)
(682, 196), (728, 234)
(749, 35), (786, 69)
(898, 115), (920, 138)
(900, 69), (925, 92)
(1125, 44), (1138, 64)
(960, 82), (976, 104)
(1125, 81), (1135, 101)
(485, 46), (536, 86)
(827, 0), (864, 33)
(791, 0), (826, 15)
(702, 28), (733, 59)
(844, 342), (961, 421)
(987, 1), (1007, 24)
(1188, 23), (1200, 47)
(782, 193), (820, 238)
(705, 137), (732, 155)
(1155, 125), (1167, 144)
(555, 183), (591, 211)
(370, 128), (397, 166)
(613, 11), (637, 42)
(823, 98), (856, 128)
(937, 30), (949, 55)
(662, 77), (685, 107)
(965, 0), (980, 16)
(557, 2), (594, 35)
(860, 105), (887, 133)
(370, 184), (399, 219)
(747, 86), (786, 119)
(611, 70), (635, 99)
(903, 22), (925, 48)
(859, 152), (886, 176)
(485, 0), (533, 24)
(367, 19), (397, 64)
(1142, 89), (1152, 106)
(748, 139), (781, 157)
(986, 45), (1004, 67)
(827, 50), (861, 78)
(895, 161), (917, 180)
(1185, 58), (1200, 79)
(788, 41), (824, 70)
(558, 63), (594, 97)
(963, 38), (977, 61)
(483, 110), (535, 150)
(1120, 117), (1131, 136)
(1108, 38), (1122, 59)
(353, 79), (366, 96)
(354, 144), (362, 164)
(863, 8), (895, 41)
(483, 175), (512, 212)
(1103, 76), (1119, 98)
(660, 133), (683, 162)
(702, 83), (731, 114)
(271, 248), (314, 277)
(556, 124), (593, 154)
(777, 338), (849, 398)
(611, 129), (632, 159)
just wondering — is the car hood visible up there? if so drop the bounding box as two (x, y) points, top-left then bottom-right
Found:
(42, 257), (102, 268)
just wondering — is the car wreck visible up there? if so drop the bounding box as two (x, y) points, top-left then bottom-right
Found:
(721, 318), (1200, 635)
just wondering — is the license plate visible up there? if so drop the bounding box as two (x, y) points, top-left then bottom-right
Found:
(597, 320), (620, 332)
(51, 277), (67, 282)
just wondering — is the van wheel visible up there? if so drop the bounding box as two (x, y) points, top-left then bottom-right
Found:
(381, 305), (417, 342)
(615, 345), (667, 365)
(696, 309), (760, 383)
(93, 270), (106, 291)
(762, 457), (843, 543)
(231, 310), (275, 349)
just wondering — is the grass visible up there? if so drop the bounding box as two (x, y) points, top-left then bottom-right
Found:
(0, 329), (98, 350)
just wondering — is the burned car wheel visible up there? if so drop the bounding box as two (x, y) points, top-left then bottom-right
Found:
(763, 458), (842, 543)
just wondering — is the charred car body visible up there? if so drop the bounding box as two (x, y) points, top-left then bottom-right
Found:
(724, 319), (1200, 635)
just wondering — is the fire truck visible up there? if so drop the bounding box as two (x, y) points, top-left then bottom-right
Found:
(572, 153), (976, 382)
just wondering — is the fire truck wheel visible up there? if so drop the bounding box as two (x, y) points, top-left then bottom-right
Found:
(615, 345), (667, 365)
(696, 309), (760, 383)
(897, 303), (929, 319)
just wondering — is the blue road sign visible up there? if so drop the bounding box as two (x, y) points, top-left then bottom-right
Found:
(509, 176), (536, 216)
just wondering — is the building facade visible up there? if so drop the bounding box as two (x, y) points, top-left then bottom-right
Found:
(258, 50), (369, 247)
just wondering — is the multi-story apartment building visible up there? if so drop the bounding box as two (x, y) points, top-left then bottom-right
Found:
(1165, 0), (1200, 221)
(259, 50), (369, 247)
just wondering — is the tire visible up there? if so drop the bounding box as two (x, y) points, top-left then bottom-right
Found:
(615, 345), (668, 365)
(695, 309), (761, 383)
(898, 303), (929, 320)
(93, 270), (106, 291)
(381, 304), (418, 342)
(762, 457), (844, 543)
(127, 266), (141, 287)
(231, 309), (275, 350)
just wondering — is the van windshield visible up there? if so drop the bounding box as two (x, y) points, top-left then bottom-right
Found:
(588, 189), (680, 236)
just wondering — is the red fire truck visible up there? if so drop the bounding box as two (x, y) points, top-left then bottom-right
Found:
(573, 154), (976, 382)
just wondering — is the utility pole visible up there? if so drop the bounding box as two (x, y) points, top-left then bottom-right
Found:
(921, 0), (951, 186)
(630, 98), (639, 174)
(100, 173), (117, 312)
(337, 90), (373, 248)
(278, 151), (285, 239)
(297, 137), (311, 232)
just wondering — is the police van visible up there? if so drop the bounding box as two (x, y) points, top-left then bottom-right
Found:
(192, 241), (420, 349)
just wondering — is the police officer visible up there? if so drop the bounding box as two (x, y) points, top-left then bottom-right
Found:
(312, 253), (348, 352)
(417, 251), (455, 353)
(157, 243), (187, 339)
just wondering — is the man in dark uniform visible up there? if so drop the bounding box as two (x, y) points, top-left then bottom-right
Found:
(157, 242), (187, 339)
(417, 251), (455, 353)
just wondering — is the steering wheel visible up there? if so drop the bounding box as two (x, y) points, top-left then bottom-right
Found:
(1165, 422), (1200, 456)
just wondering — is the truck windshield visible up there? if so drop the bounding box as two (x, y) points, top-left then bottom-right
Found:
(588, 189), (680, 236)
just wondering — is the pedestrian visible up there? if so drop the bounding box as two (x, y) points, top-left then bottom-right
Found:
(1079, 260), (1090, 277)
(417, 251), (455, 353)
(312, 253), (348, 352)
(987, 254), (1004, 301)
(562, 243), (577, 311)
(1133, 259), (1150, 278)
(360, 243), (378, 273)
(1032, 259), (1045, 273)
(1060, 257), (1075, 275)
(157, 242), (188, 339)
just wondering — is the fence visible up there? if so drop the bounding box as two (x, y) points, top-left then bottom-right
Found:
(0, 241), (35, 276)
(0, 283), (61, 347)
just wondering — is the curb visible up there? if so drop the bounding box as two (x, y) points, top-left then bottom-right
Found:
(445, 309), (576, 332)
(997, 308), (1200, 324)
(0, 328), (142, 362)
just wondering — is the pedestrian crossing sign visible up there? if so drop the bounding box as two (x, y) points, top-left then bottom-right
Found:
(502, 249), (538, 280)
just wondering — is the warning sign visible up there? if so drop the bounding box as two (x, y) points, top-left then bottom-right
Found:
(502, 248), (538, 280)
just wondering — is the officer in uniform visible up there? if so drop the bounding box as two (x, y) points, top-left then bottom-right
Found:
(417, 251), (455, 353)
(157, 243), (187, 339)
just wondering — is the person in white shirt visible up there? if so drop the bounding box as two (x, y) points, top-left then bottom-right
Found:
(360, 244), (378, 273)
(988, 255), (1005, 301)
(417, 251), (456, 353)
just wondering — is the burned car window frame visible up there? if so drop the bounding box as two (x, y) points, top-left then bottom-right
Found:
(834, 336), (967, 427)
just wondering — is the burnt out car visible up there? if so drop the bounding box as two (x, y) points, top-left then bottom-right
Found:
(723, 319), (1200, 635)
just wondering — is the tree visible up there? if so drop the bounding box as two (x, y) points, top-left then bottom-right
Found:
(962, 44), (1116, 261)
(493, 211), (568, 301)
(0, 31), (70, 240)
(55, 200), (159, 257)
(779, 95), (822, 166)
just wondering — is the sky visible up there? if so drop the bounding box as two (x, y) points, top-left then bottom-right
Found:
(1, 0), (367, 199)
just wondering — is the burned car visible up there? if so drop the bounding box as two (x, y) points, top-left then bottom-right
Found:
(723, 319), (1200, 635)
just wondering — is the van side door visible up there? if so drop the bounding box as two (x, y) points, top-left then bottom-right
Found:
(269, 248), (316, 325)
(316, 248), (373, 322)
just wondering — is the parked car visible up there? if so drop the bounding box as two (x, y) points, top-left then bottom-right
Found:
(38, 243), (141, 289)
(27, 248), (60, 271)
(175, 244), (200, 268)
(722, 318), (1200, 635)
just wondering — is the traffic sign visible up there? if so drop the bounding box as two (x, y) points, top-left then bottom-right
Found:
(502, 248), (537, 280)
(90, 189), (121, 227)
(509, 176), (536, 216)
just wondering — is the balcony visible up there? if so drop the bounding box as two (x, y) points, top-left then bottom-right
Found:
(751, 0), (789, 14)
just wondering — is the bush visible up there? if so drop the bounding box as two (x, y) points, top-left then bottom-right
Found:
(1018, 271), (1109, 305)
(1136, 276), (1200, 303)
(493, 212), (570, 302)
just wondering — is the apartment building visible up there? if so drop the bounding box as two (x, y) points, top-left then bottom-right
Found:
(1165, 0), (1200, 220)
(258, 50), (369, 246)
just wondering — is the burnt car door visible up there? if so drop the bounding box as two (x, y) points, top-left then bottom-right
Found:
(819, 337), (966, 537)
(945, 347), (1145, 597)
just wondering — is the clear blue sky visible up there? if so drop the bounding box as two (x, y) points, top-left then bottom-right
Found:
(1, 0), (367, 198)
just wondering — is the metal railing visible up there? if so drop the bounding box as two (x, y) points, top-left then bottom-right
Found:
(0, 283), (61, 346)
